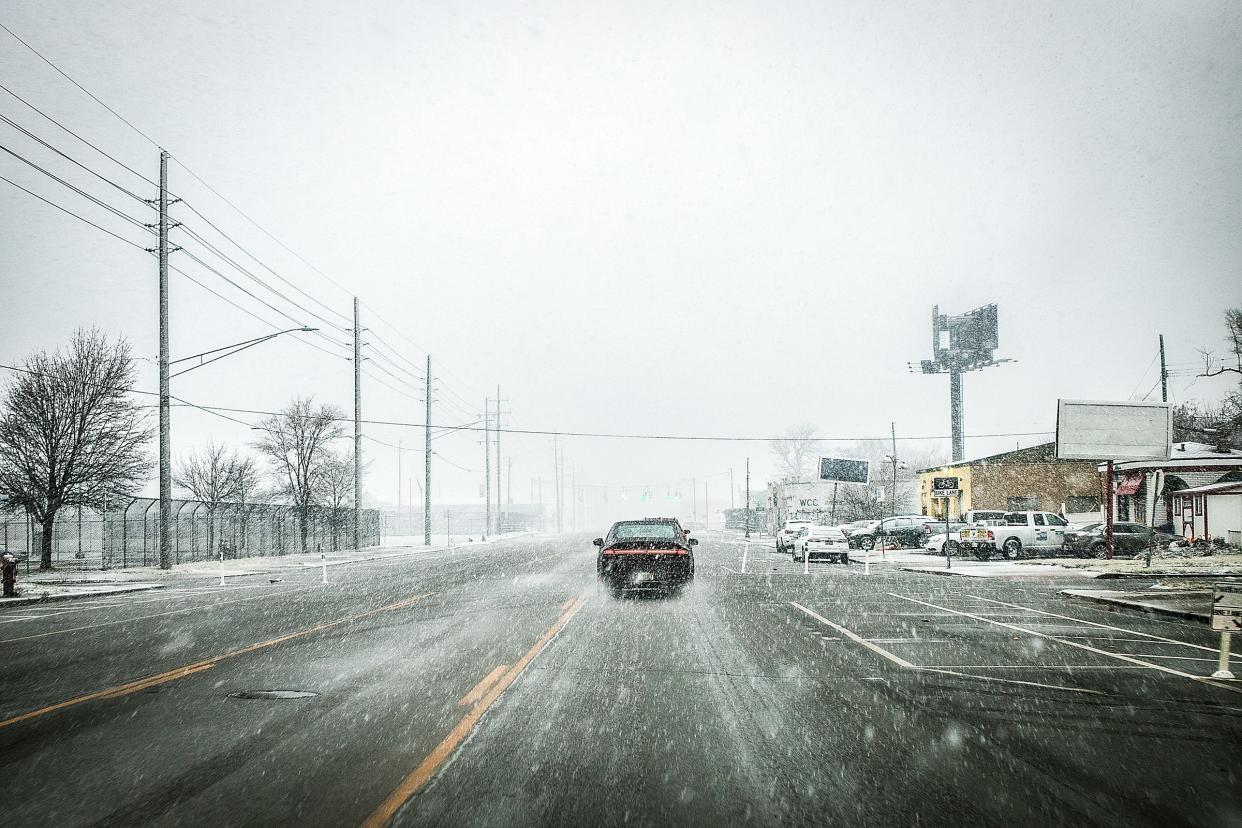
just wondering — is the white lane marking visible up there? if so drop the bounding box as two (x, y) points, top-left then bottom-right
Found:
(718, 566), (738, 574)
(969, 595), (1218, 653)
(789, 602), (1100, 694)
(0, 585), (317, 644)
(890, 593), (1242, 696)
(791, 602), (915, 668)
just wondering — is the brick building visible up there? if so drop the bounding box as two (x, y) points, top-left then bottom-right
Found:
(917, 443), (1102, 520)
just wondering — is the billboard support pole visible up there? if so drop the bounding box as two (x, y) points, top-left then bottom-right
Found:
(950, 368), (964, 463)
(1104, 460), (1114, 560)
(830, 482), (838, 524)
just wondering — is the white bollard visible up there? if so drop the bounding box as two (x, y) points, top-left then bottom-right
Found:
(741, 541), (749, 574)
(803, 546), (810, 575)
(219, 545), (226, 587)
(320, 544), (328, 585)
(1212, 631), (1235, 679)
(864, 555), (870, 576)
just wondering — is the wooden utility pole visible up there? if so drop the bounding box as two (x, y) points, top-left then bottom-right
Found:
(157, 150), (172, 569)
(424, 355), (431, 546)
(495, 384), (502, 533)
(484, 398), (492, 535)
(353, 297), (362, 550)
(745, 457), (751, 539)
(1159, 334), (1169, 403)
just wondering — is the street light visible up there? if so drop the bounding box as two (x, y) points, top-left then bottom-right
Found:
(170, 327), (318, 379)
(157, 325), (318, 569)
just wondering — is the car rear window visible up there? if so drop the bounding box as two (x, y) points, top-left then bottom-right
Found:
(612, 523), (679, 540)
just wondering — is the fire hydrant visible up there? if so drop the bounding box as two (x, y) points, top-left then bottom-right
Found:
(1, 552), (17, 598)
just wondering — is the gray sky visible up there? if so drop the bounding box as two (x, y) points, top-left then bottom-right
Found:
(2, 1), (1240, 518)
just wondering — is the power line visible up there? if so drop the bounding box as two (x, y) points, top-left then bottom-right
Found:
(0, 80), (156, 187)
(0, 173), (148, 250)
(0, 141), (152, 233)
(0, 21), (162, 148)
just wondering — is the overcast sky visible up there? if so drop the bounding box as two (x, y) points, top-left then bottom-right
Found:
(2, 1), (1239, 520)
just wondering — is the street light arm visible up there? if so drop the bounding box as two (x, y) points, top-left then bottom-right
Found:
(169, 327), (317, 379)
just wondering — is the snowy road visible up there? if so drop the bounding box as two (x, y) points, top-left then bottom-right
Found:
(1, 533), (1240, 826)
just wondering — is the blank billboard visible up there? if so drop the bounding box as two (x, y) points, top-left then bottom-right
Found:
(1055, 399), (1172, 461)
(819, 457), (871, 485)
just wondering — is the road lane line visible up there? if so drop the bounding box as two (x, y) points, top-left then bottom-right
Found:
(968, 595), (1219, 653)
(889, 593), (1242, 696)
(790, 603), (1101, 693)
(457, 665), (508, 707)
(0, 592), (432, 730)
(790, 602), (915, 668)
(363, 594), (588, 828)
(0, 585), (320, 645)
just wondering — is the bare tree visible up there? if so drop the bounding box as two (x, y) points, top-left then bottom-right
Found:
(253, 397), (345, 552)
(768, 423), (823, 482)
(173, 442), (255, 559)
(316, 451), (354, 553)
(0, 330), (152, 569)
(1184, 307), (1242, 449)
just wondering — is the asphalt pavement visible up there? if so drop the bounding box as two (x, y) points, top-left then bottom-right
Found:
(2, 533), (1240, 827)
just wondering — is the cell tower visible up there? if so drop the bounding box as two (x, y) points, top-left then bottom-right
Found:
(909, 303), (1012, 462)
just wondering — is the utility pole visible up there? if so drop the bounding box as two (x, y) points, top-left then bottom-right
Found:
(397, 440), (402, 536)
(537, 477), (544, 532)
(890, 422), (899, 518)
(495, 384), (503, 534)
(553, 436), (562, 533)
(424, 354), (432, 546)
(1159, 334), (1169, 403)
(353, 297), (362, 551)
(730, 467), (735, 509)
(157, 150), (172, 570)
(744, 457), (751, 539)
(949, 368), (963, 462)
(484, 398), (492, 536)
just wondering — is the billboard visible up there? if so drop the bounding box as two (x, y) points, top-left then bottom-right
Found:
(1055, 399), (1172, 461)
(818, 457), (871, 485)
(933, 303), (998, 365)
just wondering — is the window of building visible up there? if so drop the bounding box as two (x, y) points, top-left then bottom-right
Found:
(1007, 496), (1038, 511)
(1066, 496), (1101, 514)
(1194, 495), (1203, 516)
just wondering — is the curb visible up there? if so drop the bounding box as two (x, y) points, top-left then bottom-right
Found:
(1093, 571), (1242, 580)
(0, 583), (164, 609)
(1058, 589), (1210, 623)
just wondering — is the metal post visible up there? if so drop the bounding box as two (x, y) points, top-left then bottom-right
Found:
(158, 149), (172, 569)
(353, 297), (362, 551)
(1105, 460), (1115, 559)
(397, 439), (402, 537)
(425, 355), (432, 546)
(320, 542), (327, 585)
(1159, 334), (1168, 403)
(950, 369), (963, 463)
(830, 482), (839, 525)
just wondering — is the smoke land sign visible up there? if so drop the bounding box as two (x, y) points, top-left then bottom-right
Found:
(819, 457), (870, 485)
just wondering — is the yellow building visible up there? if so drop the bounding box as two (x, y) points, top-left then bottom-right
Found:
(918, 442), (1101, 521)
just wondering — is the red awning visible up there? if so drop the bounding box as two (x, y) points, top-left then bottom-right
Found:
(1115, 473), (1143, 496)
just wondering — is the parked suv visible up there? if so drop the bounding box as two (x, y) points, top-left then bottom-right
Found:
(851, 515), (926, 550)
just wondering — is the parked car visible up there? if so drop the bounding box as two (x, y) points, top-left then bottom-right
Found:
(594, 518), (696, 596)
(851, 515), (926, 550)
(923, 532), (960, 556)
(958, 511), (1070, 560)
(776, 520), (815, 553)
(793, 525), (850, 564)
(1061, 522), (1179, 558)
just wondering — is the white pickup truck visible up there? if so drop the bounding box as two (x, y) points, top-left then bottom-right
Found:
(958, 511), (1070, 560)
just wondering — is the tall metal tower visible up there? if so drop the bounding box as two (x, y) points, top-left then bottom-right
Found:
(910, 304), (1011, 463)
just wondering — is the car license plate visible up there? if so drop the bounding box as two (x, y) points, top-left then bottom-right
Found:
(631, 572), (654, 583)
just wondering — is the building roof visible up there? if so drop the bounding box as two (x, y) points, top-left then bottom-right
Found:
(1176, 481), (1242, 497)
(917, 441), (1091, 474)
(1105, 442), (1242, 472)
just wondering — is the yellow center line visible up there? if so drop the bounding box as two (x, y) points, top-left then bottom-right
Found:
(456, 665), (509, 707)
(0, 592), (433, 730)
(362, 593), (588, 828)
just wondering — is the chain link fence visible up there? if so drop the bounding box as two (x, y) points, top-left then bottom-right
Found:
(0, 498), (381, 572)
